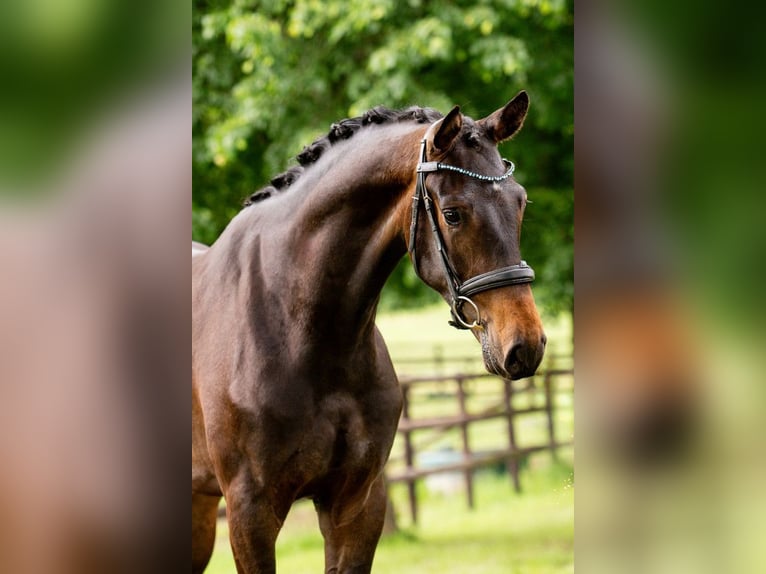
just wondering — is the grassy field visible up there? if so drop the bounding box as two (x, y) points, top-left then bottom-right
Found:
(205, 304), (573, 573)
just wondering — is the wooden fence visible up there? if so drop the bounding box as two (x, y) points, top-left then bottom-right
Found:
(385, 362), (573, 524)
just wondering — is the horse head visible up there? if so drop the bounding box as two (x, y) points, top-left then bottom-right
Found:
(408, 91), (546, 379)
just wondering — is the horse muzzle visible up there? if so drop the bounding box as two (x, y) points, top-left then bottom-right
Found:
(475, 284), (546, 380)
(480, 328), (546, 380)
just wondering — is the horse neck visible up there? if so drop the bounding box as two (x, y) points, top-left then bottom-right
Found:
(269, 124), (423, 346)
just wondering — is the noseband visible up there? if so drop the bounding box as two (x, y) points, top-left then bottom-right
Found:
(408, 139), (535, 330)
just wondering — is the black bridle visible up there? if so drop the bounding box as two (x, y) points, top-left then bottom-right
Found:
(408, 139), (535, 330)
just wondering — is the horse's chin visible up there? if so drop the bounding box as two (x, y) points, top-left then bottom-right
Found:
(480, 331), (509, 378)
(483, 358), (507, 378)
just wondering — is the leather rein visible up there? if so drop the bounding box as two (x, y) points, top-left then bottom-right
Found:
(408, 138), (535, 330)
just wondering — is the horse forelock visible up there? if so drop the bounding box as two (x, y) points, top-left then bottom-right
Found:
(243, 106), (444, 207)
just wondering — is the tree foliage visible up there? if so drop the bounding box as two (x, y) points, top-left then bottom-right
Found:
(193, 0), (572, 316)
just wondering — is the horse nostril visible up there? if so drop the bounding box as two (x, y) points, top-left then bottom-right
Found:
(504, 338), (545, 380)
(541, 332), (548, 347)
(504, 343), (523, 377)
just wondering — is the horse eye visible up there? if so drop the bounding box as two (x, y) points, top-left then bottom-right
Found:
(442, 209), (461, 226)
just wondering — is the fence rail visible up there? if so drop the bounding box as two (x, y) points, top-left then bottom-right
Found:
(386, 366), (573, 524)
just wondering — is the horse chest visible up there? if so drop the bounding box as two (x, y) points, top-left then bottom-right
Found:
(280, 389), (395, 485)
(313, 393), (379, 468)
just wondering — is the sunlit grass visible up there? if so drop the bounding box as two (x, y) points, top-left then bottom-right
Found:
(381, 462), (574, 574)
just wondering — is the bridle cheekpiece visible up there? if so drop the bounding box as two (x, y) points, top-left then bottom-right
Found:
(408, 138), (535, 330)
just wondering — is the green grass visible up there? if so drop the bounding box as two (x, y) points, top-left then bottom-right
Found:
(381, 463), (574, 574)
(205, 305), (573, 573)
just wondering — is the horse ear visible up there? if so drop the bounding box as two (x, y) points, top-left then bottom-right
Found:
(478, 91), (529, 143)
(429, 105), (462, 155)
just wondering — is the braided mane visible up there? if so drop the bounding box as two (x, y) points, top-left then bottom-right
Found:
(244, 106), (444, 206)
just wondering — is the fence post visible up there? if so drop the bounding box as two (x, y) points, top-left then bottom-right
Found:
(455, 377), (474, 509)
(401, 383), (418, 525)
(503, 378), (521, 492)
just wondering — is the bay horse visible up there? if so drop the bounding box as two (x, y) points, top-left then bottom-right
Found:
(192, 91), (546, 573)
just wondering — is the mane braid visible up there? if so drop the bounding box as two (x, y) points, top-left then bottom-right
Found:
(243, 106), (443, 206)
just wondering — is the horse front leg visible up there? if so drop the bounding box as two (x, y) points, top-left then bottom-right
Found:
(192, 493), (221, 574)
(316, 475), (388, 574)
(224, 473), (287, 574)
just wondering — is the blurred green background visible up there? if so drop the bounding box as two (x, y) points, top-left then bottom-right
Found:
(0, 0), (186, 188)
(192, 0), (573, 317)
